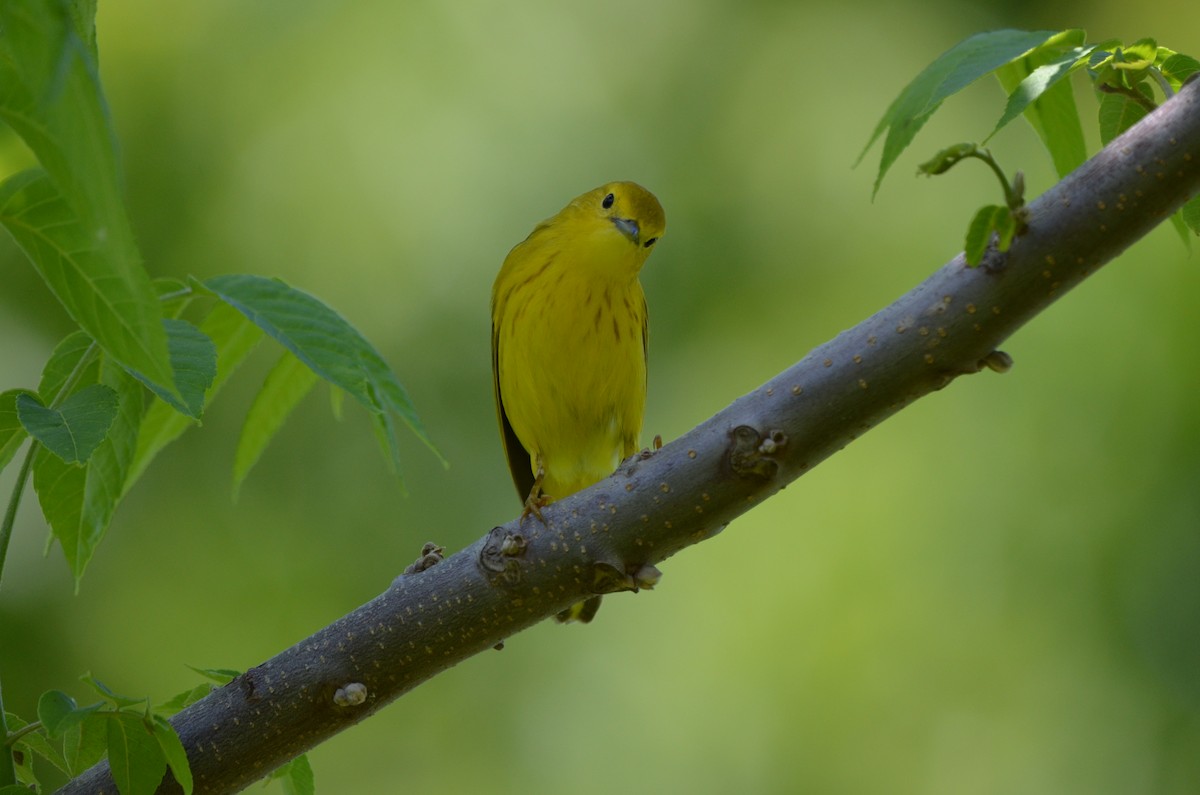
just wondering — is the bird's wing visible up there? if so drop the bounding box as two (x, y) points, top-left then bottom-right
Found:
(492, 316), (536, 501)
(622, 288), (650, 460)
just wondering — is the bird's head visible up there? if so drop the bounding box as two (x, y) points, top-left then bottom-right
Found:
(571, 181), (666, 260)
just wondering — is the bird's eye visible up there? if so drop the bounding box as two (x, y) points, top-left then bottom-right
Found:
(643, 238), (658, 248)
(602, 193), (615, 209)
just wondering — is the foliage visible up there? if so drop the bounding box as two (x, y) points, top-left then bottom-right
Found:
(0, 0), (437, 791)
(1, 4), (1195, 793)
(861, 29), (1200, 263)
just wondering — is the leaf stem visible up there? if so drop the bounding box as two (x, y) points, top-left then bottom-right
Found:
(1150, 68), (1175, 99)
(51, 341), (101, 408)
(975, 150), (1019, 207)
(0, 442), (38, 593)
(1, 339), (98, 589)
(3, 718), (43, 748)
(0, 678), (15, 786)
(1097, 82), (1159, 114)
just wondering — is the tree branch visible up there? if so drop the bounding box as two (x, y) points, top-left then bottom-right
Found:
(63, 79), (1200, 795)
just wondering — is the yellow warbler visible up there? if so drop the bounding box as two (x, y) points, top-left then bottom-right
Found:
(491, 181), (666, 622)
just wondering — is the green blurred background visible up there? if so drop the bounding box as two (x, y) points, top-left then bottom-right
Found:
(2, 1), (1199, 792)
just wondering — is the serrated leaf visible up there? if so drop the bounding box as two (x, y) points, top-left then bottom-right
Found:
(155, 684), (213, 717)
(275, 754), (315, 795)
(1098, 89), (1150, 145)
(329, 384), (345, 421)
(0, 2), (118, 230)
(859, 29), (1064, 195)
(81, 674), (146, 709)
(17, 384), (119, 464)
(370, 405), (403, 479)
(917, 143), (978, 176)
(184, 665), (241, 685)
(1022, 75), (1086, 177)
(3, 712), (38, 788)
(36, 331), (94, 398)
(13, 722), (71, 778)
(107, 711), (166, 795)
(35, 689), (104, 741)
(0, 388), (36, 473)
(965, 205), (1008, 266)
(0, 170), (176, 405)
(63, 712), (108, 775)
(1114, 38), (1157, 72)
(1181, 196), (1200, 236)
(38, 689), (76, 735)
(1168, 212), (1193, 250)
(995, 208), (1017, 251)
(205, 274), (445, 478)
(992, 43), (1090, 177)
(34, 360), (141, 588)
(232, 350), (319, 499)
(152, 714), (193, 794)
(131, 318), (216, 420)
(124, 302), (264, 498)
(0, 2), (174, 400)
(37, 689), (77, 728)
(1159, 53), (1200, 92)
(154, 276), (194, 319)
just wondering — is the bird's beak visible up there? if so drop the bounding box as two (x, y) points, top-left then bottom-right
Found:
(611, 217), (640, 245)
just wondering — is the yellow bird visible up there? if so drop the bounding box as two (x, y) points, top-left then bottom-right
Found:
(491, 181), (666, 622)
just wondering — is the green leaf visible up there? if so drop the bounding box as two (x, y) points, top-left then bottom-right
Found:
(269, 754), (315, 795)
(63, 712), (108, 775)
(14, 723), (72, 778)
(0, 389), (36, 473)
(37, 331), (95, 399)
(0, 2), (118, 229)
(34, 360), (141, 588)
(964, 204), (1008, 266)
(0, 169), (176, 402)
(155, 684), (213, 717)
(1098, 88), (1150, 145)
(0, 2), (171, 404)
(917, 143), (979, 176)
(1168, 212), (1193, 250)
(81, 674), (146, 710)
(38, 690), (79, 737)
(36, 689), (104, 740)
(151, 714), (193, 794)
(0, 785), (37, 795)
(992, 39), (1090, 177)
(131, 318), (216, 420)
(1020, 75), (1086, 178)
(995, 208), (1017, 251)
(204, 274), (444, 476)
(154, 276), (195, 319)
(184, 665), (241, 685)
(329, 384), (345, 421)
(3, 712), (37, 788)
(1114, 38), (1158, 73)
(1159, 53), (1200, 92)
(370, 405), (403, 479)
(1180, 196), (1200, 236)
(124, 302), (263, 498)
(6, 709), (71, 779)
(107, 712), (166, 795)
(233, 351), (319, 499)
(859, 29), (1064, 195)
(38, 689), (77, 730)
(17, 384), (119, 464)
